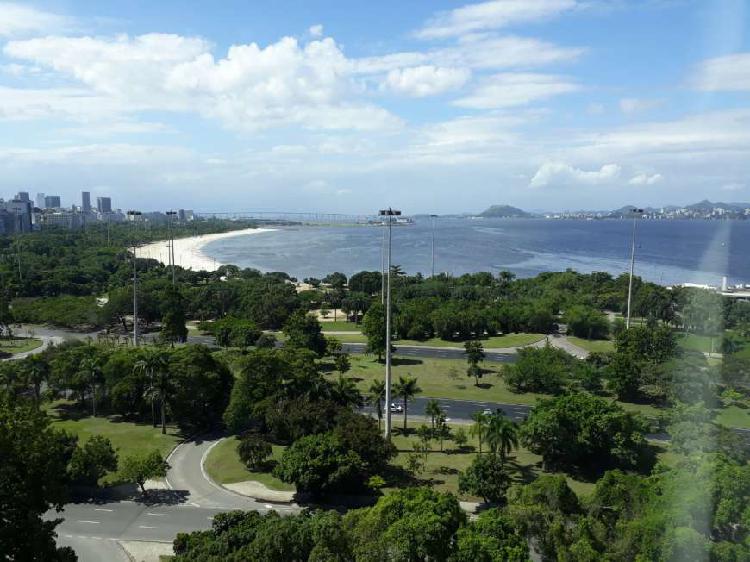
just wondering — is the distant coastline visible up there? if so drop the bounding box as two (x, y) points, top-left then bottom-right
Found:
(137, 227), (277, 272)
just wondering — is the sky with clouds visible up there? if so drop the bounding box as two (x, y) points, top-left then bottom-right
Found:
(1, 0), (749, 213)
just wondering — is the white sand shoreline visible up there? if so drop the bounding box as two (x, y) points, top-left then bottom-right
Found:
(137, 227), (277, 272)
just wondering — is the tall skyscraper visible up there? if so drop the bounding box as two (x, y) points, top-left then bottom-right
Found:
(97, 196), (112, 214)
(44, 195), (61, 209)
(16, 192), (29, 202)
(36, 192), (45, 209)
(82, 191), (91, 212)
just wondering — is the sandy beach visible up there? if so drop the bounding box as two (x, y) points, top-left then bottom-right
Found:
(137, 227), (276, 272)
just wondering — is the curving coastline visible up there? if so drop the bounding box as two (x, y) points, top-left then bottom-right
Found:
(137, 227), (276, 272)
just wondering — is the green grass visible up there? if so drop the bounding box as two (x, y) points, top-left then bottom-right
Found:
(566, 336), (614, 354)
(328, 333), (545, 348)
(386, 422), (595, 499)
(47, 401), (182, 484)
(0, 337), (43, 354)
(320, 320), (361, 332)
(344, 355), (541, 405)
(715, 405), (750, 430)
(396, 333), (546, 349)
(203, 437), (294, 491)
(677, 333), (717, 354)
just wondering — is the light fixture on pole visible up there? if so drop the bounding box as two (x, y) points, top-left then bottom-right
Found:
(127, 210), (142, 346)
(626, 208), (644, 330)
(378, 207), (401, 439)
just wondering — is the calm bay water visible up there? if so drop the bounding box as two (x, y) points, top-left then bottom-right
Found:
(204, 218), (750, 286)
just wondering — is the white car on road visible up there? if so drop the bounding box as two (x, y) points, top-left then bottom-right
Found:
(390, 402), (403, 413)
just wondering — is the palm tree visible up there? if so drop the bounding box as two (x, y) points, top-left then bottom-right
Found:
(470, 410), (489, 454)
(425, 399), (442, 432)
(24, 355), (49, 403)
(331, 375), (363, 408)
(394, 376), (422, 432)
(135, 347), (170, 434)
(80, 357), (102, 417)
(484, 410), (519, 464)
(367, 380), (386, 431)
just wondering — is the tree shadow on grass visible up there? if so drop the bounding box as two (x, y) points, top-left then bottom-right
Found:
(505, 457), (539, 485)
(392, 357), (424, 366)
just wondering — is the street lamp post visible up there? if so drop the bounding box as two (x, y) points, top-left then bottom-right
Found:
(127, 210), (142, 346)
(626, 208), (644, 330)
(380, 224), (386, 304)
(430, 214), (438, 277)
(379, 208), (401, 439)
(166, 211), (178, 286)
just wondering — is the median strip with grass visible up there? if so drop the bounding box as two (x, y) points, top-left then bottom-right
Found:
(203, 436), (294, 491)
(0, 337), (44, 354)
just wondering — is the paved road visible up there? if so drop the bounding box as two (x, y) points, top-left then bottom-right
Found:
(52, 435), (299, 561)
(13, 324), (520, 362)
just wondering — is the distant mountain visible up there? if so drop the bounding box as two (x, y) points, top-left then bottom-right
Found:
(686, 200), (750, 212)
(479, 205), (534, 218)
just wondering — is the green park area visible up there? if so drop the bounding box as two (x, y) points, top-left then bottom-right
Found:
(324, 331), (546, 349)
(319, 320), (361, 331)
(0, 337), (43, 354)
(204, 438), (293, 491)
(565, 336), (614, 353)
(47, 401), (181, 484)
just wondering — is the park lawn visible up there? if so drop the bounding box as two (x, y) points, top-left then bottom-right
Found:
(387, 422), (596, 499)
(0, 337), (43, 354)
(345, 355), (542, 405)
(715, 405), (750, 430)
(320, 320), (361, 332)
(396, 333), (546, 349)
(677, 333), (717, 354)
(204, 437), (294, 491)
(566, 336), (614, 354)
(47, 401), (182, 484)
(327, 333), (367, 343)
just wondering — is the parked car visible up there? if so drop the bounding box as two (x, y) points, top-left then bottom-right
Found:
(482, 408), (493, 416)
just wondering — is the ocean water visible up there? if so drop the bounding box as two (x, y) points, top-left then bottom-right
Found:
(203, 218), (750, 286)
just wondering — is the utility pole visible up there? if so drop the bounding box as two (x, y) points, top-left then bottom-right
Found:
(380, 223), (386, 304)
(626, 208), (644, 330)
(127, 211), (142, 345)
(379, 208), (401, 439)
(430, 214), (438, 277)
(166, 211), (177, 286)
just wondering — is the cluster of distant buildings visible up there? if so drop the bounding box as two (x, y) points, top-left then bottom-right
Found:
(0, 191), (194, 235)
(543, 201), (750, 220)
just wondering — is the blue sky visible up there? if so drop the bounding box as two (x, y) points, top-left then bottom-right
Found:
(1, 0), (749, 213)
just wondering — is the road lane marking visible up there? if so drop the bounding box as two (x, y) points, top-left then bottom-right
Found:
(191, 502), (201, 507)
(94, 508), (113, 512)
(77, 520), (100, 524)
(264, 504), (273, 509)
(146, 512), (165, 516)
(138, 525), (157, 529)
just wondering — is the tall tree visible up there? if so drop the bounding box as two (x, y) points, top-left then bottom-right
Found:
(368, 379), (386, 431)
(0, 395), (77, 560)
(470, 410), (489, 454)
(160, 286), (188, 344)
(80, 356), (102, 417)
(465, 339), (485, 386)
(135, 347), (171, 434)
(283, 309), (327, 357)
(425, 398), (443, 432)
(484, 410), (519, 464)
(362, 302), (387, 361)
(23, 354), (49, 403)
(394, 375), (422, 432)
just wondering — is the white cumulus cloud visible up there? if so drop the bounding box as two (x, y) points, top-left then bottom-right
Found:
(0, 2), (73, 37)
(619, 98), (662, 115)
(530, 162), (621, 187)
(384, 65), (470, 97)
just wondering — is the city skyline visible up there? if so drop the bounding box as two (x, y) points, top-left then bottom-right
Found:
(1, 1), (750, 213)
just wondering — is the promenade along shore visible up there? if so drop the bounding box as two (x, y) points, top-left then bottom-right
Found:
(137, 227), (276, 272)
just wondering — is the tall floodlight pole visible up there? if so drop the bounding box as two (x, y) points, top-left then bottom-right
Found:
(127, 210), (142, 345)
(430, 214), (438, 277)
(380, 224), (386, 304)
(379, 208), (401, 439)
(166, 211), (177, 286)
(626, 208), (644, 330)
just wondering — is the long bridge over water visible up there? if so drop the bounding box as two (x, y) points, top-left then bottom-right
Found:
(194, 210), (383, 225)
